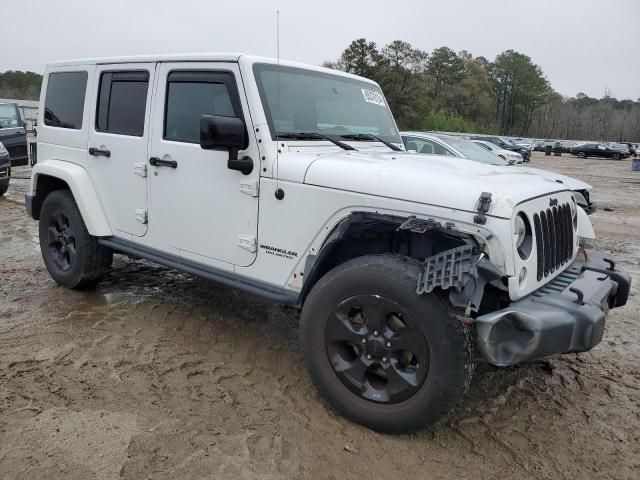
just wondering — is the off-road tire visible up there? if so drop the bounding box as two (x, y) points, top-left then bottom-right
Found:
(39, 190), (112, 289)
(299, 255), (475, 433)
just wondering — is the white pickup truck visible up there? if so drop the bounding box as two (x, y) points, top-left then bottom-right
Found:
(25, 53), (630, 432)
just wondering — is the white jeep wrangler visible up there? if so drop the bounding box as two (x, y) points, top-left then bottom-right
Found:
(26, 53), (630, 433)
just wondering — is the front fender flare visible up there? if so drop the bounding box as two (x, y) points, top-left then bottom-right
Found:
(31, 161), (112, 236)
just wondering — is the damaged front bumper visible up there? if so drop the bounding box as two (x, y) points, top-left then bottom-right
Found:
(476, 250), (631, 366)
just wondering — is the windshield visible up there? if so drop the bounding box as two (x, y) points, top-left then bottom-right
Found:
(0, 104), (19, 129)
(442, 136), (508, 166)
(253, 64), (401, 144)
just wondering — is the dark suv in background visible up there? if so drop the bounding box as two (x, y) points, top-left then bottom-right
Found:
(470, 135), (530, 161)
(0, 140), (10, 196)
(0, 102), (28, 166)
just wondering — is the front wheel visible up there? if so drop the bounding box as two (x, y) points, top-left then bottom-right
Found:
(612, 153), (621, 160)
(0, 179), (8, 197)
(38, 190), (113, 289)
(299, 255), (475, 433)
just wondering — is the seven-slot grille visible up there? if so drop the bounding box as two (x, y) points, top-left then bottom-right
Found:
(532, 203), (574, 281)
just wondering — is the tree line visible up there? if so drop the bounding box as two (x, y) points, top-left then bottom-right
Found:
(1, 45), (639, 142)
(0, 71), (42, 100)
(325, 38), (640, 142)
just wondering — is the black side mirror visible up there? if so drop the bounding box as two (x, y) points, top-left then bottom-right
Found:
(200, 115), (253, 175)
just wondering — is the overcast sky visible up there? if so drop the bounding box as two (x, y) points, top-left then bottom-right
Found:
(2, 0), (639, 99)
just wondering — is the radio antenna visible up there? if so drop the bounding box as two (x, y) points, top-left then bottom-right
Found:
(274, 10), (282, 196)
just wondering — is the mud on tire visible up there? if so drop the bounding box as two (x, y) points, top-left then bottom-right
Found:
(38, 190), (113, 289)
(299, 254), (475, 433)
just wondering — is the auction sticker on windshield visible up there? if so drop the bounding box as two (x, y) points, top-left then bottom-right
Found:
(361, 89), (385, 106)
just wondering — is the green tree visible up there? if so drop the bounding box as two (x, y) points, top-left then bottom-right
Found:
(335, 38), (382, 78)
(426, 47), (465, 102)
(0, 71), (43, 100)
(489, 50), (554, 134)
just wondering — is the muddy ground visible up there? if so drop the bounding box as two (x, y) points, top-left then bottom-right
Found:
(0, 153), (639, 479)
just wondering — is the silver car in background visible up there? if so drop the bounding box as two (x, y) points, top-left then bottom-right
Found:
(401, 132), (595, 214)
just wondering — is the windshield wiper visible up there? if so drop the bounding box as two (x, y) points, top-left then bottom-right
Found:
(339, 133), (402, 152)
(276, 132), (356, 151)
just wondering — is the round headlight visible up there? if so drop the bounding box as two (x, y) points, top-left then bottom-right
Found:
(515, 213), (533, 260)
(514, 214), (526, 248)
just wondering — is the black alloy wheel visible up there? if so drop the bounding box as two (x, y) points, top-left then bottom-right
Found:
(326, 294), (429, 404)
(47, 210), (77, 272)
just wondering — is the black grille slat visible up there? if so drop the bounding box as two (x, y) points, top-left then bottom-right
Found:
(562, 204), (571, 263)
(542, 210), (552, 277)
(533, 213), (543, 281)
(533, 202), (573, 280)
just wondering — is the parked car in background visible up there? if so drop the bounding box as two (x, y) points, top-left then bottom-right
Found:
(571, 143), (629, 160)
(402, 132), (596, 216)
(0, 102), (28, 166)
(470, 135), (530, 161)
(0, 141), (10, 196)
(533, 140), (555, 152)
(511, 139), (533, 151)
(472, 139), (524, 164)
(403, 133), (507, 164)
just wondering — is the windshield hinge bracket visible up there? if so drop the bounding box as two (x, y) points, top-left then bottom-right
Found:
(474, 192), (492, 225)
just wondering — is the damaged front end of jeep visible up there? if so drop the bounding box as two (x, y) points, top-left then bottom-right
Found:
(303, 203), (631, 368)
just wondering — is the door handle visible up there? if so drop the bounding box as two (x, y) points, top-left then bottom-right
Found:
(89, 147), (111, 157)
(149, 157), (178, 168)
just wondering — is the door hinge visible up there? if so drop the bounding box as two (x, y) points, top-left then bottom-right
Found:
(135, 209), (148, 224)
(238, 234), (257, 253)
(134, 162), (147, 177)
(240, 179), (259, 197)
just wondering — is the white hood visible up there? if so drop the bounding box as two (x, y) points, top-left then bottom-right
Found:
(514, 166), (591, 191)
(287, 150), (571, 219)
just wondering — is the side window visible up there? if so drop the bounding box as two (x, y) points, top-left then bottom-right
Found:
(403, 136), (423, 152)
(419, 140), (437, 155)
(164, 71), (241, 144)
(96, 71), (149, 136)
(44, 71), (88, 129)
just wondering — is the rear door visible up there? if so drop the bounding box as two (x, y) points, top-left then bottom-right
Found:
(87, 63), (155, 237)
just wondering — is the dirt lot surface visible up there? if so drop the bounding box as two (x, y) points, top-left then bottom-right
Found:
(1, 153), (639, 479)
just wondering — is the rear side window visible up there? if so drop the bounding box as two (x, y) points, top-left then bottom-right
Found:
(44, 71), (88, 129)
(96, 71), (149, 136)
(164, 71), (241, 144)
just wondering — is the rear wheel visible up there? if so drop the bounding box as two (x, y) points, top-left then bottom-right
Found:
(299, 255), (475, 433)
(578, 151), (586, 158)
(0, 179), (8, 197)
(38, 190), (112, 289)
(612, 153), (621, 160)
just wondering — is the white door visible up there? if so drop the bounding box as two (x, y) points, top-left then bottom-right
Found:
(148, 62), (260, 267)
(87, 63), (155, 237)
